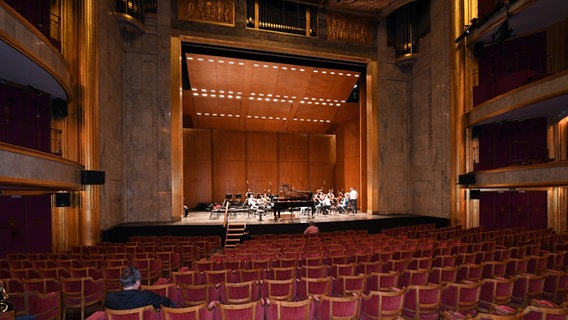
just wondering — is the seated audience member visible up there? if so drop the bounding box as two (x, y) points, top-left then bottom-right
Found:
(104, 266), (173, 310)
(304, 221), (319, 236)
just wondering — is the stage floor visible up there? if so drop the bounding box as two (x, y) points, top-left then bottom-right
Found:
(181, 208), (407, 226)
(101, 209), (449, 243)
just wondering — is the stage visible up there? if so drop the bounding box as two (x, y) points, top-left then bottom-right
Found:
(101, 209), (449, 244)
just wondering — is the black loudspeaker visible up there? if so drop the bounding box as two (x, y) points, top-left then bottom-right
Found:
(55, 192), (71, 207)
(470, 189), (481, 200)
(458, 173), (476, 185)
(52, 98), (68, 119)
(81, 170), (106, 185)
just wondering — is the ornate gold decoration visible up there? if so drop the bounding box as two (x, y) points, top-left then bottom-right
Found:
(327, 12), (373, 47)
(178, 0), (235, 26)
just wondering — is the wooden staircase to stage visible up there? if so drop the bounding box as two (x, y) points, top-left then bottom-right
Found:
(224, 222), (246, 248)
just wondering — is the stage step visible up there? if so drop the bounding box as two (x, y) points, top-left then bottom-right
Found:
(225, 222), (246, 248)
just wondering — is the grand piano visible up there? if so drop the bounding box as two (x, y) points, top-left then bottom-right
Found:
(272, 184), (315, 220)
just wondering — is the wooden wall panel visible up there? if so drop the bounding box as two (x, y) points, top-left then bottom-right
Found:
(183, 129), (358, 206)
(246, 161), (278, 196)
(247, 132), (278, 161)
(184, 129), (212, 209)
(310, 162), (336, 192)
(342, 117), (361, 194)
(309, 134), (336, 162)
(184, 129), (211, 160)
(213, 160), (246, 201)
(278, 133), (308, 162)
(184, 159), (212, 209)
(213, 130), (246, 161)
(278, 161), (309, 191)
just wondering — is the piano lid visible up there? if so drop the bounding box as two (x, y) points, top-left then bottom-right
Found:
(279, 184), (312, 200)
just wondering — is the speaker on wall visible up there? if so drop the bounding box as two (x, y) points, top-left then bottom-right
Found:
(469, 189), (481, 200)
(458, 173), (476, 185)
(52, 98), (68, 119)
(55, 192), (71, 207)
(81, 170), (106, 185)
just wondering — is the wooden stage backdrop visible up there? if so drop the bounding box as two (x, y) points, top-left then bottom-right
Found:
(183, 115), (360, 210)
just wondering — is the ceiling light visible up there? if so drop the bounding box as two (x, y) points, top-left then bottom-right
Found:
(196, 112), (202, 115)
(235, 115), (240, 118)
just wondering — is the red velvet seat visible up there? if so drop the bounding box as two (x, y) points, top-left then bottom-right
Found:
(28, 291), (61, 320)
(366, 271), (399, 293)
(510, 273), (546, 308)
(267, 266), (296, 281)
(398, 268), (430, 287)
(296, 276), (332, 300)
(428, 266), (458, 285)
(402, 283), (442, 320)
(329, 263), (356, 278)
(22, 277), (61, 294)
(260, 278), (296, 301)
(141, 282), (181, 309)
(542, 270), (568, 303)
(360, 287), (405, 320)
(179, 283), (220, 307)
(314, 294), (361, 320)
(457, 263), (484, 282)
(214, 300), (264, 320)
(104, 305), (161, 320)
(60, 276), (105, 320)
(238, 268), (265, 283)
(220, 280), (260, 304)
(102, 266), (124, 293)
(440, 281), (482, 313)
(161, 303), (214, 320)
(299, 265), (328, 279)
(332, 274), (366, 296)
(478, 277), (515, 312)
(521, 303), (568, 320)
(171, 270), (201, 286)
(264, 296), (315, 320)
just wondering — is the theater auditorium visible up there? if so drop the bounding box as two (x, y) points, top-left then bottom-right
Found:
(1, 0), (568, 319)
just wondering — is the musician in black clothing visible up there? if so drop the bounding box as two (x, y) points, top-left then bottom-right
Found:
(104, 266), (173, 310)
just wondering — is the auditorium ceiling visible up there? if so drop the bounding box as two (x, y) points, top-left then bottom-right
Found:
(182, 51), (363, 134)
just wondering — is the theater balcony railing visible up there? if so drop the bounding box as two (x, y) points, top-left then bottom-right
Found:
(113, 0), (147, 37)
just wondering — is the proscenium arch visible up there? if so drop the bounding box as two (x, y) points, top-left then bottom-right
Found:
(172, 35), (379, 215)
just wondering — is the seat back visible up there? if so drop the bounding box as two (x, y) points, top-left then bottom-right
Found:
(441, 281), (482, 312)
(296, 277), (332, 300)
(215, 300), (264, 320)
(141, 282), (179, 307)
(402, 284), (442, 319)
(161, 304), (213, 320)
(366, 271), (400, 293)
(332, 274), (367, 296)
(261, 278), (296, 301)
(220, 280), (260, 304)
(360, 288), (405, 319)
(264, 296), (314, 320)
(105, 305), (161, 320)
(314, 295), (361, 320)
(179, 283), (219, 307)
(27, 291), (61, 320)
